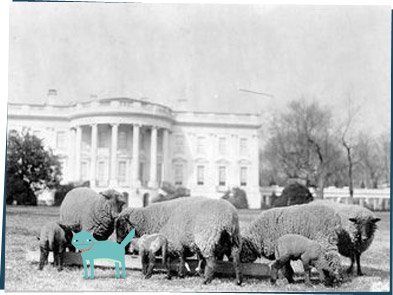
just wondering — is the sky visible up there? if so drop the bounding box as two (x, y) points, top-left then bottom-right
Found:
(8, 3), (391, 135)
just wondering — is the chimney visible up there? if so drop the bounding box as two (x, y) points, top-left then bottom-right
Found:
(46, 89), (57, 105)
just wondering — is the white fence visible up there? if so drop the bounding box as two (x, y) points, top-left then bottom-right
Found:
(260, 186), (391, 211)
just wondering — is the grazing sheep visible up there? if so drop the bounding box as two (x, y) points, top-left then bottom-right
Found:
(116, 196), (243, 285)
(240, 203), (342, 264)
(37, 222), (74, 271)
(307, 200), (381, 276)
(129, 234), (171, 279)
(60, 187), (126, 241)
(270, 234), (343, 287)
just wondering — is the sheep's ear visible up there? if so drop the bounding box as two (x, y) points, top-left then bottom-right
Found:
(371, 218), (381, 223)
(99, 190), (112, 199)
(349, 218), (358, 223)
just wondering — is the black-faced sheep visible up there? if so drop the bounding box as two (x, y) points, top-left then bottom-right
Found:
(307, 200), (381, 276)
(129, 234), (171, 279)
(240, 203), (342, 264)
(60, 187), (126, 241)
(37, 222), (74, 271)
(270, 234), (343, 286)
(116, 196), (243, 285)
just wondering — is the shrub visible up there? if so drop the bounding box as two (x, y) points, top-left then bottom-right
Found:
(152, 181), (191, 203)
(272, 183), (313, 207)
(222, 187), (249, 209)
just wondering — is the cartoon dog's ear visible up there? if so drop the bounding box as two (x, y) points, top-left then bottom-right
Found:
(371, 218), (381, 223)
(90, 231), (94, 236)
(72, 231), (76, 235)
(349, 218), (358, 223)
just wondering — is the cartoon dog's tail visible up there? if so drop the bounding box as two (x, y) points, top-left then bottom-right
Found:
(120, 228), (136, 248)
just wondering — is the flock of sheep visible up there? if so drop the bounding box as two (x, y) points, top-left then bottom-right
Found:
(37, 187), (381, 288)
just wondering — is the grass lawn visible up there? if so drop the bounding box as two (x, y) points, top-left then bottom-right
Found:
(4, 205), (391, 292)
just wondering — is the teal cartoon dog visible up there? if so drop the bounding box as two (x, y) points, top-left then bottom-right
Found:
(71, 228), (135, 279)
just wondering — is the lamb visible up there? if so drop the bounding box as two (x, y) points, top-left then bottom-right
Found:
(59, 187), (126, 241)
(270, 234), (343, 286)
(129, 234), (171, 279)
(306, 200), (381, 276)
(37, 222), (74, 271)
(115, 196), (243, 285)
(240, 203), (342, 263)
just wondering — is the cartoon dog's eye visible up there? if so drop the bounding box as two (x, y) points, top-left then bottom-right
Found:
(87, 239), (91, 242)
(74, 240), (78, 242)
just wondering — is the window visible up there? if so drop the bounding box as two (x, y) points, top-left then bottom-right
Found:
(197, 165), (204, 185)
(118, 161), (127, 184)
(240, 138), (248, 155)
(219, 137), (226, 155)
(175, 164), (183, 185)
(118, 130), (128, 150)
(197, 136), (205, 155)
(219, 166), (226, 186)
(56, 131), (66, 150)
(98, 161), (105, 182)
(240, 167), (247, 186)
(175, 135), (184, 154)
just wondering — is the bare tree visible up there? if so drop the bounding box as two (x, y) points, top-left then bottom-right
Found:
(263, 99), (341, 198)
(338, 94), (362, 199)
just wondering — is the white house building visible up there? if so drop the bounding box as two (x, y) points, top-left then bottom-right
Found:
(7, 92), (262, 208)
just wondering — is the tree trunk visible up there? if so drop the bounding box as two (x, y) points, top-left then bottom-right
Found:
(315, 177), (325, 199)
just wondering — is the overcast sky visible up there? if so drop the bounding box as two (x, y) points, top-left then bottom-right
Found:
(8, 3), (391, 135)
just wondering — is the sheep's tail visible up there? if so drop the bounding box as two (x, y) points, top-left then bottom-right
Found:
(120, 228), (136, 248)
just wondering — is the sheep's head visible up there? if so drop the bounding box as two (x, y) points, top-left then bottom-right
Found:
(349, 216), (380, 244)
(115, 208), (145, 253)
(99, 189), (127, 219)
(316, 249), (343, 287)
(239, 237), (260, 263)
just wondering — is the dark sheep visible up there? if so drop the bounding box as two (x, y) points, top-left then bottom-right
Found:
(37, 222), (74, 271)
(116, 196), (243, 285)
(307, 200), (381, 276)
(59, 187), (126, 240)
(130, 234), (171, 279)
(270, 234), (343, 287)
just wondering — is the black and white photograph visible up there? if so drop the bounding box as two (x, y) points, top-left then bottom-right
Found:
(4, 2), (391, 292)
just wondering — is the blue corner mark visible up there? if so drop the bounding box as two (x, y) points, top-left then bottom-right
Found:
(72, 228), (135, 279)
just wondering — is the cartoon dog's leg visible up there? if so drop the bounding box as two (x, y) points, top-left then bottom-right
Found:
(90, 260), (95, 279)
(115, 262), (120, 278)
(121, 259), (126, 278)
(83, 259), (89, 279)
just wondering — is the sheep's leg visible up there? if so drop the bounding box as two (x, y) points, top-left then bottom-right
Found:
(38, 248), (49, 270)
(165, 256), (172, 280)
(270, 256), (288, 284)
(203, 257), (216, 285)
(231, 246), (242, 286)
(355, 253), (363, 276)
(57, 251), (64, 272)
(282, 261), (295, 284)
(195, 249), (205, 277)
(141, 252), (149, 275)
(144, 252), (155, 279)
(301, 262), (312, 286)
(346, 255), (355, 275)
(178, 252), (187, 278)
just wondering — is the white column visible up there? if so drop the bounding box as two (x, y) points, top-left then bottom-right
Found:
(110, 123), (118, 186)
(149, 126), (158, 188)
(75, 126), (82, 181)
(69, 128), (76, 182)
(132, 124), (140, 186)
(162, 129), (169, 182)
(90, 124), (97, 187)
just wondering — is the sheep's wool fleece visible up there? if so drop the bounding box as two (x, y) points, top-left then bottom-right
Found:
(307, 200), (378, 254)
(40, 222), (66, 250)
(60, 187), (113, 240)
(122, 197), (240, 257)
(242, 203), (341, 259)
